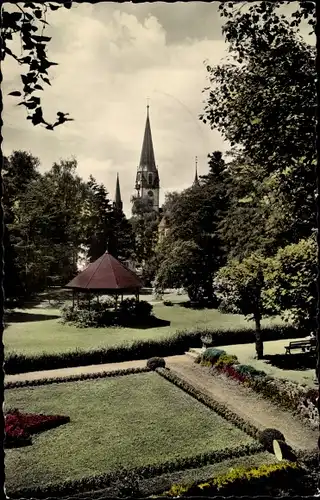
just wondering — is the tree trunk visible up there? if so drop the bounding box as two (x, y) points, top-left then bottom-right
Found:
(254, 311), (263, 359)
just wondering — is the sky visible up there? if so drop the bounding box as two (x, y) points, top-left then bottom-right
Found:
(2, 2), (314, 217)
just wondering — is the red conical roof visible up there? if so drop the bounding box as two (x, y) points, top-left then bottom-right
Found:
(66, 252), (142, 291)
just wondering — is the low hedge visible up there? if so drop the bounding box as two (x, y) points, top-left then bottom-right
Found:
(7, 442), (263, 499)
(5, 324), (301, 375)
(164, 461), (302, 497)
(5, 366), (150, 390)
(156, 367), (261, 440)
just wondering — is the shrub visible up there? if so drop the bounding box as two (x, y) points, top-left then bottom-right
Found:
(147, 357), (166, 370)
(163, 300), (173, 306)
(201, 348), (226, 365)
(258, 428), (285, 452)
(233, 364), (267, 378)
(61, 299), (153, 328)
(165, 461), (301, 497)
(215, 354), (239, 368)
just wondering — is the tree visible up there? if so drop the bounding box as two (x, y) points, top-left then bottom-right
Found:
(263, 237), (317, 333)
(201, 7), (316, 257)
(8, 158), (90, 293)
(155, 240), (206, 302)
(2, 2), (73, 129)
(214, 254), (270, 359)
(130, 197), (160, 279)
(156, 153), (229, 303)
(201, 9), (315, 175)
(82, 177), (114, 263)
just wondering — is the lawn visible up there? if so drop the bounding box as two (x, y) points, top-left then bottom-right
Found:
(221, 340), (317, 387)
(5, 371), (254, 491)
(4, 301), (283, 356)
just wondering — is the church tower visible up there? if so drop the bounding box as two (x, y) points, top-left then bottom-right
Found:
(113, 172), (123, 212)
(192, 156), (200, 188)
(134, 105), (160, 212)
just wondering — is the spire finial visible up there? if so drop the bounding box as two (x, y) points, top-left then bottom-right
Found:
(147, 97), (150, 115)
(193, 156), (200, 187)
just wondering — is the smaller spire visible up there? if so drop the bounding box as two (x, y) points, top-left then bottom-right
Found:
(114, 172), (123, 212)
(193, 156), (200, 187)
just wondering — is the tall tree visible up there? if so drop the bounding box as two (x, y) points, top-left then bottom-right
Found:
(201, 8), (316, 257)
(8, 158), (89, 293)
(131, 197), (160, 279)
(83, 177), (114, 263)
(156, 153), (229, 303)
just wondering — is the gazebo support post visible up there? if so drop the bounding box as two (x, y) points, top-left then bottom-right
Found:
(77, 292), (79, 307)
(72, 290), (75, 309)
(115, 295), (118, 311)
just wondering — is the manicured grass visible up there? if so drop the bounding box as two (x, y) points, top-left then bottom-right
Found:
(221, 341), (317, 387)
(5, 372), (254, 491)
(4, 302), (283, 356)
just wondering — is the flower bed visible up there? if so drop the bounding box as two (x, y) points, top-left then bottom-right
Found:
(5, 410), (70, 448)
(199, 349), (319, 429)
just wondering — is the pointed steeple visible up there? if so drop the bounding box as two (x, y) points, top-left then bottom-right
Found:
(114, 172), (123, 212)
(139, 103), (157, 172)
(193, 156), (200, 187)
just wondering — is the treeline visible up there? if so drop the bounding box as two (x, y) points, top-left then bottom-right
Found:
(153, 4), (316, 357)
(3, 152), (134, 304)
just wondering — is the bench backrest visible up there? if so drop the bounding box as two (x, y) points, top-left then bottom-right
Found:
(289, 340), (311, 347)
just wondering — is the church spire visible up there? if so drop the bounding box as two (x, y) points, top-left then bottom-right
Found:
(114, 172), (123, 212)
(193, 156), (200, 187)
(139, 103), (157, 172)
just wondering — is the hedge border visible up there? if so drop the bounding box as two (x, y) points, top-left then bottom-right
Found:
(7, 442), (264, 499)
(5, 366), (151, 390)
(4, 323), (304, 375)
(156, 367), (261, 441)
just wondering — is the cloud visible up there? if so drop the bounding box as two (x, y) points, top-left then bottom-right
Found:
(3, 3), (230, 216)
(3, 2), (313, 217)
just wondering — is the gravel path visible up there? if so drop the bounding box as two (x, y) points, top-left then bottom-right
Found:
(166, 355), (318, 452)
(5, 355), (187, 383)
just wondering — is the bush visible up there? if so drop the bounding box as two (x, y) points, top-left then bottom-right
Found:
(147, 357), (166, 370)
(215, 354), (239, 369)
(258, 428), (286, 452)
(163, 300), (173, 306)
(61, 299), (153, 328)
(165, 461), (301, 497)
(201, 348), (226, 365)
(119, 298), (152, 319)
(233, 364), (266, 378)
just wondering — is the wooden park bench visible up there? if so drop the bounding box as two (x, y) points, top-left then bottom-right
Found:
(285, 339), (316, 355)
